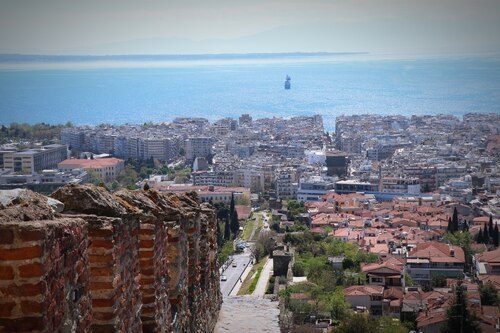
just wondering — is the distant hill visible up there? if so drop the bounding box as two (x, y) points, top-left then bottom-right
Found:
(0, 52), (367, 63)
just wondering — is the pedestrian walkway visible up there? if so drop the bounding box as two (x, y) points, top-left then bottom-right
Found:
(252, 258), (273, 297)
(214, 296), (280, 333)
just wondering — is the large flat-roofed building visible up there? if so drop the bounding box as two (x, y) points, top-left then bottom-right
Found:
(3, 144), (68, 174)
(335, 180), (378, 194)
(58, 158), (124, 182)
(381, 177), (420, 194)
(185, 137), (213, 162)
(155, 184), (250, 205)
(297, 176), (335, 202)
(325, 150), (349, 177)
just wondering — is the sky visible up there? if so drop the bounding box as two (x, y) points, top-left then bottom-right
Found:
(1, 0), (500, 56)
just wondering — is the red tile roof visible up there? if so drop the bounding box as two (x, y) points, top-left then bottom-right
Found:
(58, 158), (123, 168)
(408, 241), (465, 263)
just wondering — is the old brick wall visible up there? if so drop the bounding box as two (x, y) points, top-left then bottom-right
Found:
(0, 219), (91, 332)
(0, 184), (222, 333)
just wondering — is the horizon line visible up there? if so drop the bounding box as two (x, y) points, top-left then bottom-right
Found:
(0, 51), (368, 62)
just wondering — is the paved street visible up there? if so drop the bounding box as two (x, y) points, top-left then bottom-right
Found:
(219, 249), (252, 297)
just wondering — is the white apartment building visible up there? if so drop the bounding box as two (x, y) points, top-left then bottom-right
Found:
(185, 137), (213, 161)
(3, 144), (68, 174)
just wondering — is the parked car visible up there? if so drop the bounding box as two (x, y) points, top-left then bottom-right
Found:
(232, 262), (237, 267)
(220, 275), (227, 281)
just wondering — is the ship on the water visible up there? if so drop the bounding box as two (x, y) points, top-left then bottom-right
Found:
(284, 75), (291, 89)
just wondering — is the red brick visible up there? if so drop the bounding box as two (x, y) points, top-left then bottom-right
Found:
(0, 266), (14, 280)
(139, 250), (154, 259)
(93, 311), (115, 321)
(140, 267), (154, 276)
(0, 246), (42, 260)
(139, 228), (155, 236)
(90, 281), (114, 290)
(18, 229), (45, 242)
(92, 298), (116, 308)
(0, 229), (14, 245)
(18, 262), (43, 278)
(20, 300), (42, 314)
(0, 301), (16, 317)
(0, 317), (44, 331)
(0, 282), (45, 297)
(90, 266), (114, 276)
(140, 239), (154, 248)
(91, 239), (114, 249)
(88, 228), (114, 238)
(89, 254), (113, 264)
(141, 295), (155, 305)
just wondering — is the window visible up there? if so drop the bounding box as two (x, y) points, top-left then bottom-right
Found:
(371, 277), (383, 283)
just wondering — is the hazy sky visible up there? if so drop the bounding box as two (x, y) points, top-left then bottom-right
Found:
(1, 0), (500, 56)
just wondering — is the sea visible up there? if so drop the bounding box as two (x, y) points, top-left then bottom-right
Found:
(0, 53), (499, 132)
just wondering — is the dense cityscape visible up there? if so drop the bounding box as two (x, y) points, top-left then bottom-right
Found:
(0, 112), (498, 332)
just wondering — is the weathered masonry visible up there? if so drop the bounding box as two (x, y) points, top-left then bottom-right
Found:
(0, 185), (221, 332)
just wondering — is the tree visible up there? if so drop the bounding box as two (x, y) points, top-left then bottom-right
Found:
(116, 166), (138, 188)
(451, 207), (459, 232)
(447, 217), (452, 232)
(86, 168), (102, 185)
(326, 289), (350, 320)
(493, 224), (499, 247)
(476, 227), (483, 244)
(224, 214), (231, 241)
(480, 281), (498, 306)
(442, 279), (481, 333)
(336, 313), (378, 333)
(488, 214), (494, 239)
(256, 231), (276, 257)
(483, 225), (490, 245)
(251, 242), (265, 263)
(216, 221), (224, 248)
(229, 193), (235, 217)
(292, 262), (306, 276)
(230, 208), (240, 236)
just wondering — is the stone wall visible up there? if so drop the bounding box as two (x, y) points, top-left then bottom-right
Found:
(0, 185), (222, 332)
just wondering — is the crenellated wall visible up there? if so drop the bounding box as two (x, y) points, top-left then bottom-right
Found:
(0, 185), (222, 333)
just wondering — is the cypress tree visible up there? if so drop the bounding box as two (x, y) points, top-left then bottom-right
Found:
(488, 214), (494, 241)
(224, 213), (231, 241)
(447, 217), (452, 232)
(442, 279), (481, 333)
(477, 228), (483, 244)
(493, 224), (499, 247)
(230, 209), (240, 236)
(452, 207), (459, 232)
(216, 220), (224, 248)
(483, 225), (490, 245)
(229, 193), (235, 217)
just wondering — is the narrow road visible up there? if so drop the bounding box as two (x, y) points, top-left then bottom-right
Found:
(215, 210), (280, 332)
(219, 250), (252, 297)
(252, 258), (274, 297)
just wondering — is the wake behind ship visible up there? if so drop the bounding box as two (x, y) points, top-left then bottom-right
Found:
(284, 75), (291, 89)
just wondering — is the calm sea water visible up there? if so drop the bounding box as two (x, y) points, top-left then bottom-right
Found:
(1, 55), (499, 131)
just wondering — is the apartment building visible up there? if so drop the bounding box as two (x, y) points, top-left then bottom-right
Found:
(3, 144), (68, 174)
(275, 168), (298, 200)
(381, 177), (420, 194)
(405, 242), (465, 286)
(58, 158), (124, 182)
(185, 137), (213, 161)
(297, 176), (335, 202)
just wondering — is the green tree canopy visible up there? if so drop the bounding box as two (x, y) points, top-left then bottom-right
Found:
(442, 279), (481, 333)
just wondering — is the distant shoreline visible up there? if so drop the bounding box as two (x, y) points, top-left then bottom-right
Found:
(0, 52), (367, 63)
